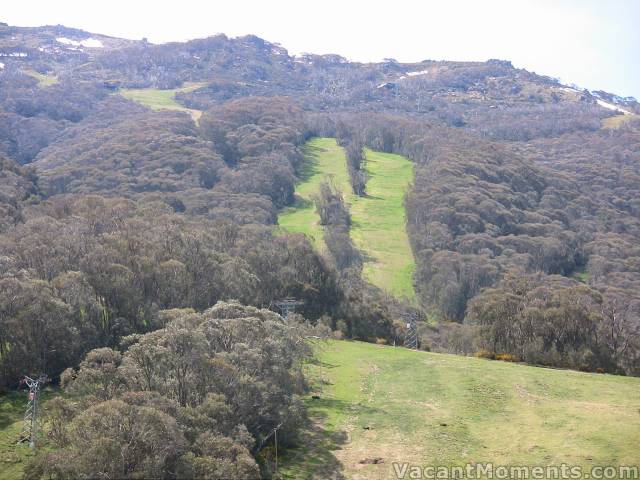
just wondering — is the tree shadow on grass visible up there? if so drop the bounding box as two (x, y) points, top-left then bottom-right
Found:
(0, 392), (25, 430)
(280, 398), (387, 479)
(306, 358), (339, 369)
(360, 192), (384, 201)
(297, 145), (325, 182)
(287, 195), (315, 210)
(280, 412), (347, 479)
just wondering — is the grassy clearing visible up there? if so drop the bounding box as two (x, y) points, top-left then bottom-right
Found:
(278, 138), (352, 253)
(570, 269), (589, 283)
(120, 82), (206, 122)
(23, 69), (58, 87)
(281, 340), (640, 479)
(350, 149), (415, 299)
(0, 389), (58, 480)
(278, 138), (415, 299)
(602, 114), (638, 129)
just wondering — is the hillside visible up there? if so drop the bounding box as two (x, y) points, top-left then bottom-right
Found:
(278, 138), (415, 299)
(0, 20), (638, 376)
(350, 147), (414, 299)
(278, 138), (348, 252)
(0, 20), (639, 479)
(282, 340), (640, 479)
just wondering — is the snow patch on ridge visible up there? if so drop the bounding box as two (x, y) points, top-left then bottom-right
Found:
(596, 99), (633, 116)
(405, 69), (430, 77)
(56, 37), (104, 48)
(0, 52), (27, 57)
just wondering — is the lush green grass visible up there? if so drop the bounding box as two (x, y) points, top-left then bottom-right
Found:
(350, 148), (415, 299)
(3, 345), (639, 479)
(281, 340), (640, 479)
(0, 389), (58, 480)
(278, 138), (416, 299)
(278, 138), (352, 253)
(120, 82), (206, 122)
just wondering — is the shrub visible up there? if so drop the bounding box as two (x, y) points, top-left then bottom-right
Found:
(596, 367), (605, 374)
(336, 319), (349, 336)
(496, 353), (520, 362)
(419, 336), (432, 352)
(474, 350), (495, 360)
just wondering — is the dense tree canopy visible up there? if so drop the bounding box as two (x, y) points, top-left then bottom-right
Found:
(0, 195), (349, 390)
(26, 302), (319, 479)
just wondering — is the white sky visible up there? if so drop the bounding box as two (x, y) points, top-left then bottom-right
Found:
(3, 0), (639, 98)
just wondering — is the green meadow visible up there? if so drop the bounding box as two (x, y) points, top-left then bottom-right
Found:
(23, 69), (58, 87)
(281, 340), (640, 480)
(278, 138), (352, 252)
(119, 82), (206, 122)
(349, 148), (415, 299)
(602, 114), (638, 129)
(2, 343), (639, 479)
(278, 138), (415, 299)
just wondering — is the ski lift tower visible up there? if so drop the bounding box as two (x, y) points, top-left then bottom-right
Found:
(17, 374), (47, 448)
(403, 312), (419, 350)
(275, 298), (303, 321)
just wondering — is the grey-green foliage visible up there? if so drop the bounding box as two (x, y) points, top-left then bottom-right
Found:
(0, 194), (342, 391)
(27, 301), (323, 479)
(466, 273), (640, 374)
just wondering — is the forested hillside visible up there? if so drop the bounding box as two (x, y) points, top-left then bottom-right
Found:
(1, 20), (638, 376)
(309, 113), (640, 374)
(0, 21), (639, 478)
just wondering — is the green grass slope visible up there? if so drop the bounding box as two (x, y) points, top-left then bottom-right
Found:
(119, 82), (206, 122)
(278, 138), (352, 252)
(282, 340), (640, 479)
(602, 114), (639, 129)
(278, 138), (415, 299)
(350, 148), (415, 299)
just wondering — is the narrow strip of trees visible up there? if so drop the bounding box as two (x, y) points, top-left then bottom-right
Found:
(345, 141), (367, 196)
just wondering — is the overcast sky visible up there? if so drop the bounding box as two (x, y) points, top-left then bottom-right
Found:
(3, 0), (639, 98)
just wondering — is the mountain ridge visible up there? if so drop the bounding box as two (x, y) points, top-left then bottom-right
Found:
(2, 23), (637, 113)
